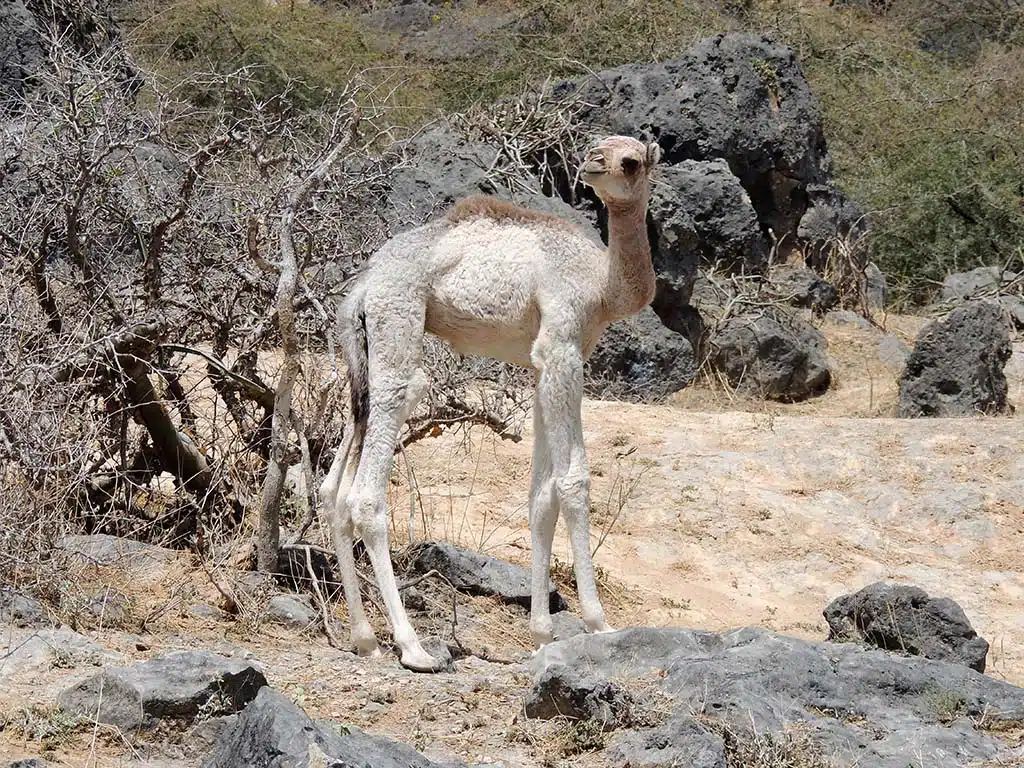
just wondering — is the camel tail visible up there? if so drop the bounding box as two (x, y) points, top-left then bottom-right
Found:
(339, 289), (370, 442)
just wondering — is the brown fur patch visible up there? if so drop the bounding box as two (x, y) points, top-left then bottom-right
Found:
(445, 195), (576, 231)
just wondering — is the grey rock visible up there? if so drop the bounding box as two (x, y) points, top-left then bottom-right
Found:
(608, 715), (726, 768)
(408, 541), (567, 613)
(550, 612), (588, 642)
(898, 300), (1013, 417)
(265, 594), (317, 630)
(420, 637), (455, 673)
(57, 534), (176, 586)
(0, 1), (43, 112)
(190, 602), (229, 621)
(864, 261), (888, 309)
(647, 160), (768, 331)
(877, 333), (909, 368)
(204, 686), (463, 768)
(532, 627), (1024, 768)
(825, 308), (875, 330)
(58, 650), (267, 732)
(0, 588), (50, 628)
(798, 183), (868, 271)
(85, 589), (131, 627)
(553, 33), (832, 240)
(525, 664), (634, 728)
(586, 307), (698, 402)
(941, 266), (1017, 303)
(3, 760), (51, 768)
(708, 307), (831, 400)
(824, 581), (990, 672)
(998, 294), (1024, 330)
(0, 626), (113, 682)
(656, 159), (769, 273)
(768, 264), (838, 312)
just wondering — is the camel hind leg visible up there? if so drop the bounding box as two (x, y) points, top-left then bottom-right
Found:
(320, 420), (379, 655)
(345, 291), (439, 671)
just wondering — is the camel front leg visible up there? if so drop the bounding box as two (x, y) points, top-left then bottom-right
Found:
(531, 339), (612, 641)
(528, 392), (558, 647)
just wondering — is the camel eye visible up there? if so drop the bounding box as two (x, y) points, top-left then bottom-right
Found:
(621, 157), (640, 174)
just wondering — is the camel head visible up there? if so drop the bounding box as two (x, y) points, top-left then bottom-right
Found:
(580, 136), (661, 206)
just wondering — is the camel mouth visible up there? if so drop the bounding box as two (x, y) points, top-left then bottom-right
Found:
(581, 164), (607, 176)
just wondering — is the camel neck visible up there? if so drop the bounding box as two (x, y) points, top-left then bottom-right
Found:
(603, 197), (655, 321)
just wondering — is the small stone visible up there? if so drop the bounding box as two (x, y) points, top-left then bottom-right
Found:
(265, 594), (317, 630)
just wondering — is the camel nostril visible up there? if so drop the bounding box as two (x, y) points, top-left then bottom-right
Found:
(621, 157), (640, 174)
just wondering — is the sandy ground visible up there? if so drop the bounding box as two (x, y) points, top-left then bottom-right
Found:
(2, 312), (1023, 766)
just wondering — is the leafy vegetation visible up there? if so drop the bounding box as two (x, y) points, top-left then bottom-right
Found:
(126, 0), (1023, 304)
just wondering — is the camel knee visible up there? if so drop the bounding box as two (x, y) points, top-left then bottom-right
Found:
(347, 491), (386, 541)
(555, 470), (590, 509)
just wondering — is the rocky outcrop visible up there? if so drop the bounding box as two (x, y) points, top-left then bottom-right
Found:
(553, 34), (836, 241)
(529, 627), (1024, 768)
(58, 651), (267, 732)
(586, 307), (698, 402)
(824, 582), (990, 672)
(204, 687), (465, 768)
(898, 300), (1013, 417)
(708, 307), (831, 400)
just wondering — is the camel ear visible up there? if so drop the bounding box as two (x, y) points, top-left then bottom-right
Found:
(646, 142), (662, 167)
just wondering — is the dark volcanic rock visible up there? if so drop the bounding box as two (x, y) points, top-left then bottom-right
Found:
(798, 182), (868, 271)
(898, 300), (1013, 417)
(708, 307), (831, 400)
(768, 264), (838, 312)
(407, 541), (567, 613)
(525, 664), (635, 728)
(824, 581), (990, 672)
(553, 33), (832, 241)
(58, 651), (267, 732)
(653, 159), (769, 275)
(586, 307), (697, 402)
(204, 687), (463, 768)
(531, 627), (1024, 768)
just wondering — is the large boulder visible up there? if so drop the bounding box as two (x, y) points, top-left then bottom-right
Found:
(708, 307), (831, 400)
(898, 300), (1013, 418)
(58, 651), (267, 732)
(407, 541), (567, 613)
(824, 582), (990, 673)
(530, 627), (1024, 768)
(586, 307), (697, 402)
(204, 687), (465, 768)
(552, 33), (833, 242)
(647, 159), (769, 326)
(652, 159), (769, 275)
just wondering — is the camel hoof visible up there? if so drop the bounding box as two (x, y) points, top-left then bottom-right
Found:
(400, 648), (443, 673)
